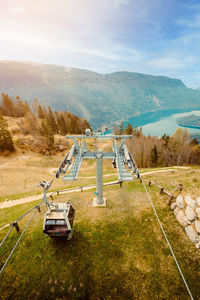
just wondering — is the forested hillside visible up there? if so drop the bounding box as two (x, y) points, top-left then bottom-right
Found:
(0, 93), (90, 154)
(116, 124), (200, 167)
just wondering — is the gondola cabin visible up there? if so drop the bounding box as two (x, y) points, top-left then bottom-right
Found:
(43, 202), (75, 239)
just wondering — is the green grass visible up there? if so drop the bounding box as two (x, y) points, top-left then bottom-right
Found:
(0, 176), (199, 299)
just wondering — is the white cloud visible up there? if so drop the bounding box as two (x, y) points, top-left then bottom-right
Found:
(113, 0), (129, 8)
(148, 56), (195, 70)
(9, 5), (27, 16)
(177, 13), (200, 28)
(183, 3), (200, 11)
(0, 30), (55, 49)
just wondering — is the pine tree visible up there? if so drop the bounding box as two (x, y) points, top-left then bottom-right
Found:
(24, 101), (31, 115)
(0, 115), (14, 153)
(1, 93), (16, 117)
(48, 106), (57, 134)
(119, 122), (124, 134)
(41, 119), (54, 147)
(37, 105), (45, 119)
(161, 134), (170, 148)
(150, 145), (158, 167)
(125, 123), (133, 135)
(59, 113), (68, 135)
(15, 97), (25, 117)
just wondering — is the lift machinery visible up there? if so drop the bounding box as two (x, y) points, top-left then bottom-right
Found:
(56, 129), (139, 206)
(41, 129), (139, 238)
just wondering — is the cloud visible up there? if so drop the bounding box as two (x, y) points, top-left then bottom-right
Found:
(177, 13), (200, 28)
(113, 0), (129, 8)
(9, 5), (27, 16)
(0, 0), (200, 88)
(147, 56), (195, 70)
(183, 3), (200, 11)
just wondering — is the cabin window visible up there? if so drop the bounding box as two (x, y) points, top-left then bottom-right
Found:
(56, 220), (66, 225)
(46, 220), (56, 225)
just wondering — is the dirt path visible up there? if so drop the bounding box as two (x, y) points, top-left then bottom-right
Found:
(0, 182), (118, 209)
(0, 155), (31, 170)
(0, 167), (189, 209)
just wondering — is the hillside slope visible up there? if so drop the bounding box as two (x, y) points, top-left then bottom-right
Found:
(1, 61), (200, 128)
(0, 162), (200, 299)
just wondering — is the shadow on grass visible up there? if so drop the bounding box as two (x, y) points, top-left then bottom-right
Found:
(0, 210), (198, 300)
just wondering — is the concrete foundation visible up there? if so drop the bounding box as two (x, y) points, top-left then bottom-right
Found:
(93, 197), (106, 207)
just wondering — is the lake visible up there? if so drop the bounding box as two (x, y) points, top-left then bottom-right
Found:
(127, 110), (200, 137)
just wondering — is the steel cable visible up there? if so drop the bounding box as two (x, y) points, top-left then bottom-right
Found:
(0, 202), (43, 249)
(139, 175), (194, 300)
(0, 199), (44, 274)
(0, 225), (14, 249)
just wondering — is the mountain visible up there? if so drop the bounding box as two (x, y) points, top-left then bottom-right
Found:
(0, 60), (200, 128)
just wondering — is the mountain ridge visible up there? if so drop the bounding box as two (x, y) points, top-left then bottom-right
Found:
(0, 60), (200, 128)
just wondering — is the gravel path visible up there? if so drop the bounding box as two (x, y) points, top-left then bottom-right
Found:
(0, 167), (189, 209)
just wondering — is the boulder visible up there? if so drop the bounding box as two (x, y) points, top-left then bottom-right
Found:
(176, 196), (185, 208)
(195, 220), (200, 233)
(196, 207), (200, 219)
(184, 196), (196, 209)
(196, 197), (200, 207)
(176, 210), (188, 227)
(185, 225), (199, 243)
(171, 202), (177, 210)
(185, 206), (196, 222)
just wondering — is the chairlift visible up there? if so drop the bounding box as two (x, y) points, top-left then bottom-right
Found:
(43, 201), (75, 239)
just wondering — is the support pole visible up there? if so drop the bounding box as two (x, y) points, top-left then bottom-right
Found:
(93, 152), (106, 206)
(13, 222), (20, 232)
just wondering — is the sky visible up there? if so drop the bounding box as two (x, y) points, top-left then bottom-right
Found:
(0, 0), (200, 88)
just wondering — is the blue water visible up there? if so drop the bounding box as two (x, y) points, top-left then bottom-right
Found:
(140, 110), (200, 136)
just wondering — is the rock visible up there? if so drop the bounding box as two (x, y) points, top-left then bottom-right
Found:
(171, 202), (177, 210)
(184, 196), (196, 209)
(196, 241), (200, 249)
(56, 144), (65, 151)
(195, 220), (200, 233)
(196, 207), (200, 219)
(196, 197), (200, 207)
(185, 206), (196, 221)
(174, 207), (180, 217)
(185, 225), (199, 243)
(176, 210), (188, 227)
(176, 195), (185, 208)
(185, 218), (192, 225)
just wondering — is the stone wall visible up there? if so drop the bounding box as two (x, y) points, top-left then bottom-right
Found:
(171, 195), (200, 248)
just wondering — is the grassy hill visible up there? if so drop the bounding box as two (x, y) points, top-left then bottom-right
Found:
(1, 61), (200, 128)
(0, 152), (200, 299)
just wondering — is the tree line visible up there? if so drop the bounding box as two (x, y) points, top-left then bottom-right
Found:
(116, 123), (200, 167)
(0, 93), (90, 153)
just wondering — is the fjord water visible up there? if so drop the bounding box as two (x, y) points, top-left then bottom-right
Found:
(130, 110), (200, 137)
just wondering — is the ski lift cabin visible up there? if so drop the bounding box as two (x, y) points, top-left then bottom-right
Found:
(43, 202), (75, 239)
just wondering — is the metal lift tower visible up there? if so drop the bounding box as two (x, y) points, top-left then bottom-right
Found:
(56, 129), (139, 206)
